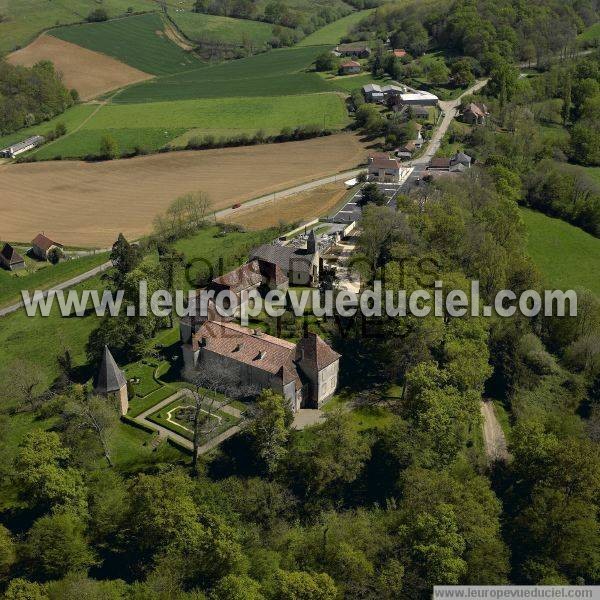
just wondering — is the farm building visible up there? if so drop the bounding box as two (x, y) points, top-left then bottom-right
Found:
(368, 154), (403, 182)
(335, 42), (371, 58)
(382, 84), (405, 98)
(94, 346), (129, 416)
(250, 230), (320, 287)
(182, 320), (340, 412)
(340, 60), (361, 75)
(427, 152), (472, 172)
(31, 233), (63, 261)
(0, 135), (45, 158)
(363, 83), (384, 103)
(394, 91), (439, 107)
(0, 243), (25, 271)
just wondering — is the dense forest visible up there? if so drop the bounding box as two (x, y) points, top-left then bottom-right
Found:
(0, 60), (76, 137)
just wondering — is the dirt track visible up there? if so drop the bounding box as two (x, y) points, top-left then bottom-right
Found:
(0, 134), (367, 247)
(7, 35), (153, 101)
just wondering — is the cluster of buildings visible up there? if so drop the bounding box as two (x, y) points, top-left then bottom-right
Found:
(427, 151), (472, 174)
(178, 231), (341, 413)
(0, 135), (45, 159)
(362, 84), (439, 109)
(0, 233), (63, 271)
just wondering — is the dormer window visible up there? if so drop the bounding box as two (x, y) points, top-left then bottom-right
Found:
(255, 351), (266, 360)
(232, 343), (243, 352)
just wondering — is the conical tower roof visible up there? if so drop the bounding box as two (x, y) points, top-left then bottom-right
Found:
(95, 346), (126, 393)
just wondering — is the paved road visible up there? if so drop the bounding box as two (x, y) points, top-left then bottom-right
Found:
(133, 388), (244, 455)
(214, 168), (366, 222)
(480, 400), (509, 463)
(0, 260), (113, 318)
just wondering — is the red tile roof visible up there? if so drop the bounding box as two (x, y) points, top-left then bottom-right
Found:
(341, 60), (361, 68)
(428, 157), (451, 169)
(297, 332), (341, 370)
(393, 49), (407, 58)
(32, 233), (62, 252)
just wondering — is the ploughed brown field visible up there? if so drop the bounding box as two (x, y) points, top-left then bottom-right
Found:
(225, 183), (348, 230)
(0, 134), (367, 247)
(7, 35), (153, 101)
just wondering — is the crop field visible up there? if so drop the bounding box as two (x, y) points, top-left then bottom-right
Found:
(7, 35), (153, 100)
(521, 207), (600, 296)
(33, 94), (349, 159)
(225, 182), (348, 229)
(0, 0), (156, 54)
(297, 9), (374, 46)
(168, 10), (280, 47)
(0, 134), (367, 246)
(113, 44), (333, 102)
(50, 13), (201, 75)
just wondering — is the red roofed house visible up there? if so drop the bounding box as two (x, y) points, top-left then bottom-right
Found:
(31, 233), (63, 261)
(340, 60), (361, 75)
(182, 321), (340, 412)
(393, 49), (407, 58)
(0, 243), (25, 271)
(368, 153), (403, 182)
(461, 102), (489, 125)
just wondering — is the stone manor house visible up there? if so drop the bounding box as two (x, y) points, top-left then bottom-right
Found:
(180, 232), (340, 412)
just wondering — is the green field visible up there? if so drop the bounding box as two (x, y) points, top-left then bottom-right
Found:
(521, 207), (600, 296)
(578, 22), (600, 43)
(169, 10), (280, 47)
(0, 0), (156, 54)
(297, 9), (374, 46)
(33, 93), (349, 159)
(0, 252), (109, 308)
(50, 13), (201, 75)
(0, 104), (97, 153)
(113, 44), (333, 102)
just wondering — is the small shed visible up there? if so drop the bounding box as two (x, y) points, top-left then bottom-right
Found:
(0, 243), (26, 271)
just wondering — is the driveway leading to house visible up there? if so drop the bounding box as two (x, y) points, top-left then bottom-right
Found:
(480, 399), (509, 463)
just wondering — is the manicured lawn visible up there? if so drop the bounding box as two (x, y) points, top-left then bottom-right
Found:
(169, 10), (282, 47)
(148, 397), (240, 442)
(0, 252), (109, 308)
(51, 13), (202, 75)
(128, 385), (177, 418)
(297, 10), (374, 46)
(113, 45), (333, 102)
(0, 0), (156, 54)
(0, 104), (97, 154)
(123, 360), (162, 397)
(520, 207), (600, 296)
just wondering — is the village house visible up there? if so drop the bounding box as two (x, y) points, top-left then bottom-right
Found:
(335, 42), (371, 58)
(0, 135), (45, 159)
(461, 102), (489, 125)
(427, 151), (472, 172)
(250, 230), (320, 287)
(362, 83), (385, 103)
(340, 60), (361, 75)
(368, 153), (403, 182)
(392, 49), (407, 58)
(0, 243), (25, 271)
(181, 320), (340, 412)
(31, 233), (63, 261)
(94, 346), (129, 416)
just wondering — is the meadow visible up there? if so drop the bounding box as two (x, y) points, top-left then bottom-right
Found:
(578, 22), (600, 44)
(50, 13), (201, 75)
(113, 44), (333, 102)
(0, 104), (96, 152)
(33, 94), (350, 158)
(521, 207), (600, 296)
(0, 0), (156, 54)
(168, 10), (281, 47)
(297, 9), (374, 46)
(0, 252), (109, 309)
